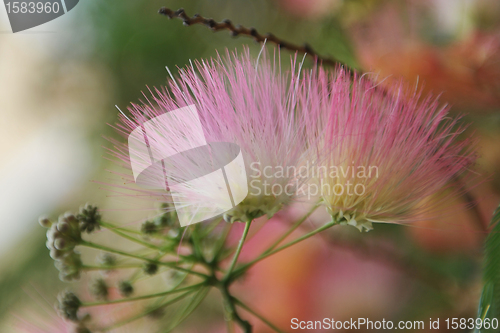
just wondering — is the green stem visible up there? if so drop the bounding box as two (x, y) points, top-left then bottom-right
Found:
(225, 317), (235, 333)
(149, 268), (193, 308)
(220, 283), (252, 333)
(214, 222), (233, 262)
(164, 286), (211, 332)
(234, 298), (285, 333)
(232, 220), (336, 278)
(81, 283), (204, 307)
(80, 240), (208, 278)
(191, 224), (205, 262)
(81, 264), (142, 271)
(101, 289), (196, 331)
(99, 221), (143, 235)
(101, 221), (163, 251)
(224, 220), (252, 281)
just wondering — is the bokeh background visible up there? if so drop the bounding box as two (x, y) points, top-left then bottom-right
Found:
(0, 0), (499, 332)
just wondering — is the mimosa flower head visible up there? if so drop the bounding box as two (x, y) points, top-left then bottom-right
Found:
(112, 48), (315, 223)
(305, 68), (475, 231)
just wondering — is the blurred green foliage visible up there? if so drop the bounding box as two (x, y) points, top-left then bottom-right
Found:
(475, 204), (500, 333)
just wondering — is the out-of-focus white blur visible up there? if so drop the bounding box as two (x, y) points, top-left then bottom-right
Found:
(0, 7), (110, 265)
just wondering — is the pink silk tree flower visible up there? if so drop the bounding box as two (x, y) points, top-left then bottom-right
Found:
(303, 68), (476, 231)
(111, 48), (316, 223)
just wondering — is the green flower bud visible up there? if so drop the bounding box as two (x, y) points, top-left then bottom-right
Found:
(97, 252), (117, 268)
(46, 224), (59, 242)
(54, 238), (67, 250)
(57, 291), (81, 322)
(50, 248), (64, 260)
(141, 221), (157, 235)
(77, 204), (101, 234)
(57, 220), (70, 233)
(143, 262), (158, 275)
(156, 203), (178, 228)
(118, 280), (134, 297)
(38, 216), (52, 228)
(89, 278), (108, 300)
(59, 269), (81, 282)
(55, 251), (82, 281)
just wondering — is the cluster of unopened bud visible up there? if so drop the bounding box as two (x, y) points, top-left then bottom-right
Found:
(56, 290), (93, 332)
(77, 203), (101, 234)
(41, 213), (83, 281)
(57, 290), (82, 322)
(39, 205), (103, 281)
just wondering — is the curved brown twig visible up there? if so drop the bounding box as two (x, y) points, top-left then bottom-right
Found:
(158, 7), (347, 69)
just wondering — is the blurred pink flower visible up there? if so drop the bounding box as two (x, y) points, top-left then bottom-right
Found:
(350, 3), (500, 112)
(276, 0), (341, 18)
